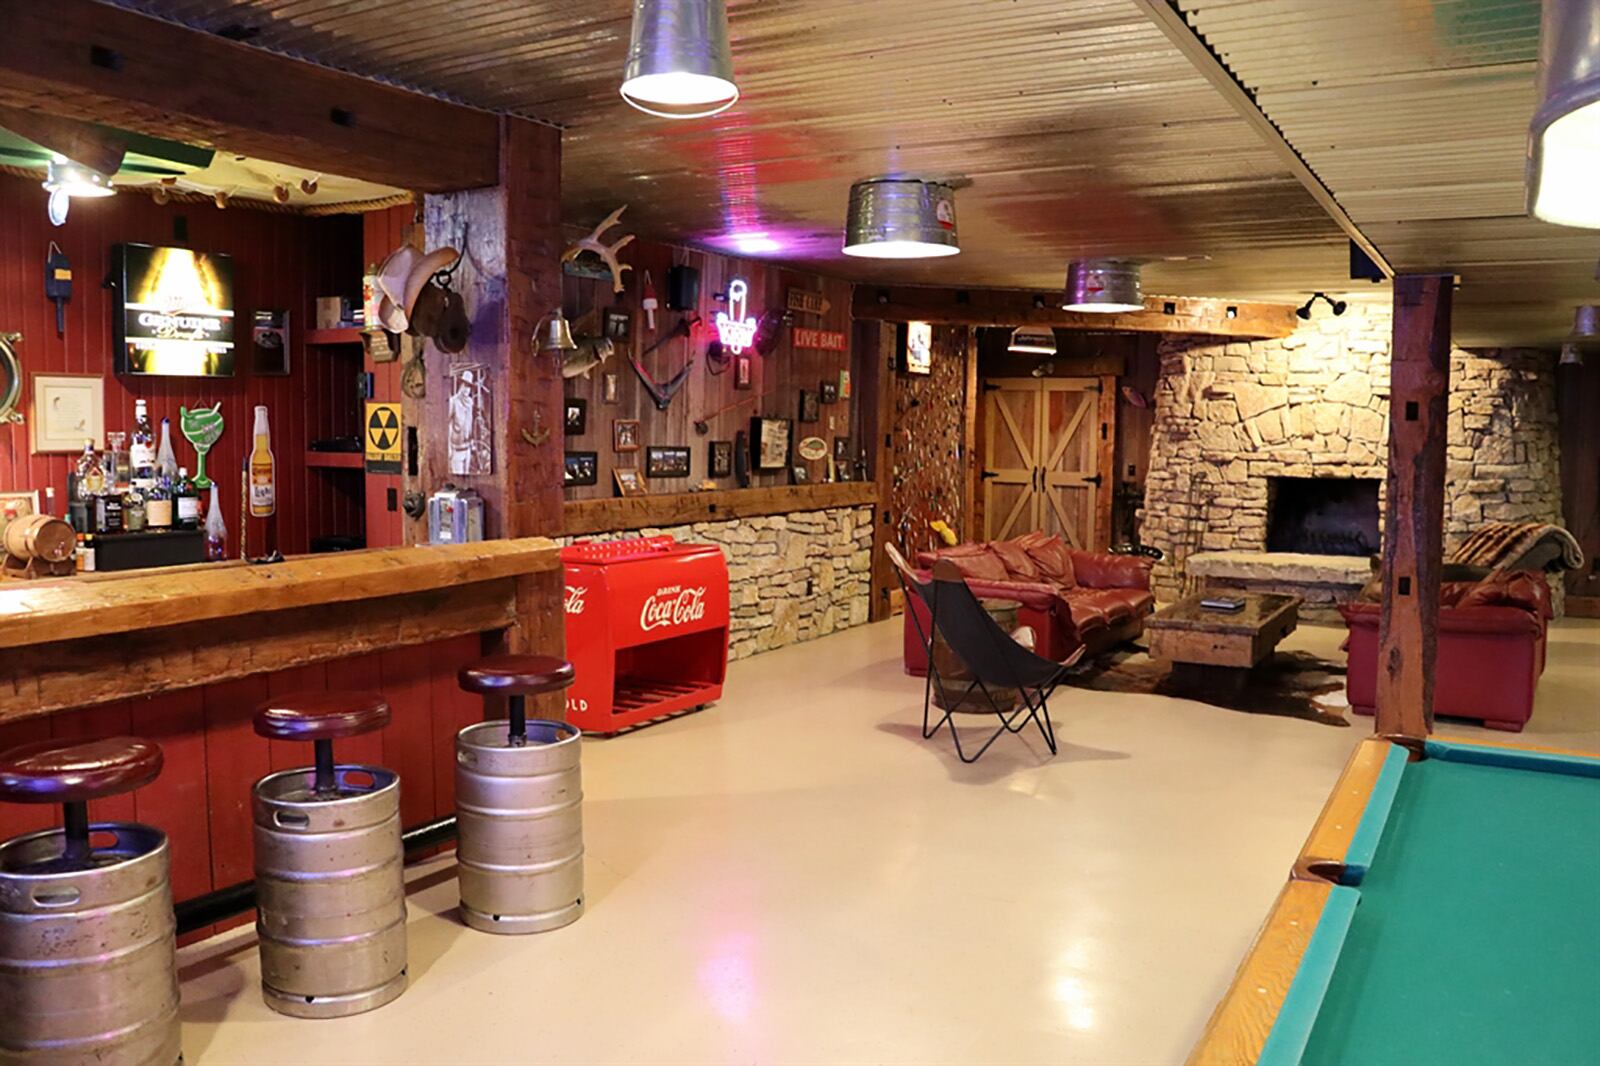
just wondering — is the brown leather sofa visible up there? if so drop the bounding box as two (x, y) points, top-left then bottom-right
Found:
(903, 532), (1155, 674)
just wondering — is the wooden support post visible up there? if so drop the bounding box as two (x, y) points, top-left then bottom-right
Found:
(858, 320), (898, 620)
(962, 328), (980, 544)
(1375, 274), (1453, 738)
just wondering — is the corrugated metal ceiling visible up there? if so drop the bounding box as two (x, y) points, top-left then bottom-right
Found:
(100, 0), (1590, 343)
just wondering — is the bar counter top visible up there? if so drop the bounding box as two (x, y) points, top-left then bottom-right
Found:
(0, 538), (560, 722)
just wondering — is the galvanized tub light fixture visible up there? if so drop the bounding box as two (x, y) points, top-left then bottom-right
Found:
(1007, 327), (1057, 355)
(620, 0), (739, 119)
(1063, 259), (1143, 313)
(1528, 0), (1600, 227)
(842, 178), (961, 259)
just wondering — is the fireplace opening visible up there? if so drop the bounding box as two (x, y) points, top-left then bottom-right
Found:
(1267, 477), (1380, 556)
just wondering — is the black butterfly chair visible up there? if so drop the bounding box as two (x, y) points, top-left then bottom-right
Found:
(888, 545), (1084, 764)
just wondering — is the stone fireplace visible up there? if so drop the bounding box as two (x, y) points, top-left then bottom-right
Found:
(1137, 301), (1564, 619)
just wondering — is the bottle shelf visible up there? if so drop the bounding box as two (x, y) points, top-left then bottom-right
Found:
(304, 451), (364, 470)
(305, 327), (365, 346)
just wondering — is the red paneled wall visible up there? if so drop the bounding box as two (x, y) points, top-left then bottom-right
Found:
(0, 173), (365, 554)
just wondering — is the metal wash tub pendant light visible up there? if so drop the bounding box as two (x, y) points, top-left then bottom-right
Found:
(842, 178), (961, 259)
(620, 0), (739, 119)
(1528, 0), (1600, 227)
(1063, 258), (1143, 313)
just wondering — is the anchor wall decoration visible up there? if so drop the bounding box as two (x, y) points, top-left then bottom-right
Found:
(630, 317), (697, 412)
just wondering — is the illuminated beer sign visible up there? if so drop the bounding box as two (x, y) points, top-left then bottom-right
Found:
(714, 278), (758, 355)
(114, 244), (236, 377)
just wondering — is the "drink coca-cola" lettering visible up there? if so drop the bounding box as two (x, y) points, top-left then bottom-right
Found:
(639, 585), (707, 631)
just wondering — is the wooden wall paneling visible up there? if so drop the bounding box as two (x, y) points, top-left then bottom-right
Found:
(1376, 274), (1453, 738)
(1096, 374), (1118, 550)
(857, 320), (898, 620)
(200, 674), (272, 892)
(129, 688), (212, 902)
(379, 646), (439, 828)
(0, 715), (54, 842)
(430, 636), (484, 819)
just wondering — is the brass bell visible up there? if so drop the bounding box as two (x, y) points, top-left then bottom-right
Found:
(539, 312), (577, 353)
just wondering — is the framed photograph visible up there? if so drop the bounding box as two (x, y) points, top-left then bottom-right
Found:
(252, 309), (291, 375)
(30, 373), (104, 453)
(614, 467), (646, 497)
(834, 435), (852, 460)
(0, 490), (40, 541)
(645, 445), (691, 479)
(820, 378), (838, 404)
(563, 450), (598, 487)
(835, 462), (853, 482)
(751, 416), (791, 471)
(798, 389), (820, 423)
(708, 440), (733, 478)
(791, 465), (809, 485)
(613, 419), (640, 453)
(603, 373), (619, 403)
(448, 363), (493, 476)
(903, 320), (933, 375)
(564, 397), (588, 436)
(838, 369), (852, 399)
(734, 353), (752, 390)
(604, 309), (632, 342)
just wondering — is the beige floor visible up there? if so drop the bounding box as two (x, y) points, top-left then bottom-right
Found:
(176, 617), (1600, 1064)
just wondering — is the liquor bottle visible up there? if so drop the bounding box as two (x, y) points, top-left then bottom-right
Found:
(174, 467), (200, 530)
(146, 474), (173, 530)
(74, 439), (104, 497)
(105, 431), (128, 491)
(76, 533), (96, 572)
(204, 483), (227, 561)
(131, 399), (156, 489)
(123, 485), (147, 532)
(248, 405), (276, 518)
(155, 417), (179, 483)
(94, 490), (123, 534)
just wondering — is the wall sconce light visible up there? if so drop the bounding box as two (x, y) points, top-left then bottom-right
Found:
(42, 156), (115, 226)
(1296, 292), (1347, 320)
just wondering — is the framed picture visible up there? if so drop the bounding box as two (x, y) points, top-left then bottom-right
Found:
(564, 397), (588, 436)
(751, 416), (791, 471)
(563, 451), (598, 487)
(734, 353), (752, 390)
(834, 435), (851, 460)
(836, 462), (853, 482)
(798, 389), (820, 423)
(820, 378), (838, 404)
(603, 373), (619, 403)
(645, 445), (691, 479)
(30, 373), (104, 453)
(838, 369), (852, 399)
(604, 309), (632, 341)
(614, 467), (646, 497)
(0, 490), (40, 540)
(252, 309), (291, 375)
(903, 320), (933, 375)
(448, 363), (493, 476)
(613, 419), (640, 453)
(791, 465), (809, 485)
(708, 440), (733, 478)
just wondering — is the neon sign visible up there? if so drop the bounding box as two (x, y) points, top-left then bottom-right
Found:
(715, 278), (758, 355)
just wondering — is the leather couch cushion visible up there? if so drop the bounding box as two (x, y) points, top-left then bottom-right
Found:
(1070, 588), (1142, 624)
(945, 549), (1010, 583)
(990, 538), (1042, 581)
(1065, 597), (1109, 631)
(1085, 587), (1155, 618)
(1069, 549), (1154, 589)
(1022, 534), (1077, 588)
(1458, 572), (1549, 617)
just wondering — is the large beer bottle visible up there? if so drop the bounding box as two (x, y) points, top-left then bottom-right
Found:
(248, 405), (276, 518)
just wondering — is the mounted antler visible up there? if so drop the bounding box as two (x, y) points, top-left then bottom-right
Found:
(562, 205), (635, 294)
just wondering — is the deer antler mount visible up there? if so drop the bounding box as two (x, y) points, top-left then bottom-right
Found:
(562, 205), (635, 294)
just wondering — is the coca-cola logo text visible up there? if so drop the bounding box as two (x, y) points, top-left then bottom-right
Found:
(639, 585), (707, 631)
(564, 585), (587, 614)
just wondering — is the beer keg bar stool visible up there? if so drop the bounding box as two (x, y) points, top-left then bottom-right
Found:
(0, 736), (182, 1065)
(252, 692), (407, 1019)
(455, 655), (585, 934)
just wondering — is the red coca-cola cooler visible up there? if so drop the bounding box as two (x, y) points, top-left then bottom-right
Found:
(562, 536), (730, 733)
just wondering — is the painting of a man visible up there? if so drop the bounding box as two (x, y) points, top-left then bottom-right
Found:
(449, 364), (493, 476)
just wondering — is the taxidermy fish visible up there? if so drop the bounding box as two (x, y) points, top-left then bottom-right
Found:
(562, 336), (613, 380)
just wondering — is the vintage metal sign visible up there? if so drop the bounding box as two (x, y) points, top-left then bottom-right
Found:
(793, 327), (847, 351)
(786, 288), (829, 316)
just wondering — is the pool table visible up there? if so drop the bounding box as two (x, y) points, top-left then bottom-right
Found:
(1190, 736), (1600, 1065)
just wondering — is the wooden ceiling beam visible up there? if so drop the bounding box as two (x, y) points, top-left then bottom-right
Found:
(0, 0), (500, 193)
(852, 286), (1299, 339)
(0, 104), (126, 178)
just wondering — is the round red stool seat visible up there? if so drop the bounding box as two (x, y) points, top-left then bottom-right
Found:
(0, 737), (163, 805)
(254, 691), (390, 741)
(458, 655), (575, 696)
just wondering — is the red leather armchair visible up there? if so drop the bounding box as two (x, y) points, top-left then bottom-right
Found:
(1340, 573), (1551, 732)
(902, 533), (1154, 674)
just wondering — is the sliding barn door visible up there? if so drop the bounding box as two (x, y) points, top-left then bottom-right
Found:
(982, 377), (1105, 548)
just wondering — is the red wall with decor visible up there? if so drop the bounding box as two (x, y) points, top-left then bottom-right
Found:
(0, 172), (364, 553)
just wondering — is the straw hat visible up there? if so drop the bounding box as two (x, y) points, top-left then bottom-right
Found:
(373, 245), (460, 334)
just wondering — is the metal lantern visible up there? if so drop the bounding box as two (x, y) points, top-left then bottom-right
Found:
(1528, 0), (1600, 227)
(842, 178), (960, 259)
(620, 0), (739, 119)
(1063, 259), (1143, 313)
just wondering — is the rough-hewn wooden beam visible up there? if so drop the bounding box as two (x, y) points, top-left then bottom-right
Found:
(0, 103), (125, 177)
(564, 482), (876, 537)
(1375, 274), (1452, 738)
(0, 0), (499, 192)
(852, 286), (1297, 339)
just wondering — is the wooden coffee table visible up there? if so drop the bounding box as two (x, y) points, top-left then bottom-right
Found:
(1145, 592), (1301, 694)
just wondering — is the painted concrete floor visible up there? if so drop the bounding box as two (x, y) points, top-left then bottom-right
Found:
(176, 618), (1600, 1064)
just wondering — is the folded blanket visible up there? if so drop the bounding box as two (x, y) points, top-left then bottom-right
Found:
(1451, 521), (1584, 574)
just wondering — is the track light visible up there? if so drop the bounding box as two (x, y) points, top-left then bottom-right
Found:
(1296, 292), (1346, 320)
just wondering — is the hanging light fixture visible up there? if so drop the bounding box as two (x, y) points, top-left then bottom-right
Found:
(842, 178), (960, 259)
(620, 0), (739, 120)
(1528, 0), (1600, 227)
(1063, 259), (1143, 313)
(1561, 305), (1599, 365)
(1007, 326), (1057, 355)
(41, 155), (115, 226)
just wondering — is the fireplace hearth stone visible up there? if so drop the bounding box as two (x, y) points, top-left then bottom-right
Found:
(1183, 550), (1372, 623)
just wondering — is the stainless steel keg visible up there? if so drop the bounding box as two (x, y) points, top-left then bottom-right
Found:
(455, 719), (584, 934)
(253, 766), (407, 1018)
(0, 824), (182, 1065)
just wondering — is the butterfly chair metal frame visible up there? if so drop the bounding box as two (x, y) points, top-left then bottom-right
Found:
(888, 546), (1082, 763)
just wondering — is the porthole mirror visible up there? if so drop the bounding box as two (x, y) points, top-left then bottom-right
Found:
(0, 334), (22, 426)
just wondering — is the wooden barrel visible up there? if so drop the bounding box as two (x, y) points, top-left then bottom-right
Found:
(3, 513), (75, 562)
(931, 598), (1021, 713)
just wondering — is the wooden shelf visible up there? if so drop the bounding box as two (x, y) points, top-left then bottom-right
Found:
(305, 327), (364, 345)
(304, 451), (364, 470)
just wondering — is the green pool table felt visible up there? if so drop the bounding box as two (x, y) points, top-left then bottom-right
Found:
(1301, 749), (1600, 1065)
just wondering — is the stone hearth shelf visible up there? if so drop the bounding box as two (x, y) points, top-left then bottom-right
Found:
(1185, 550), (1372, 623)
